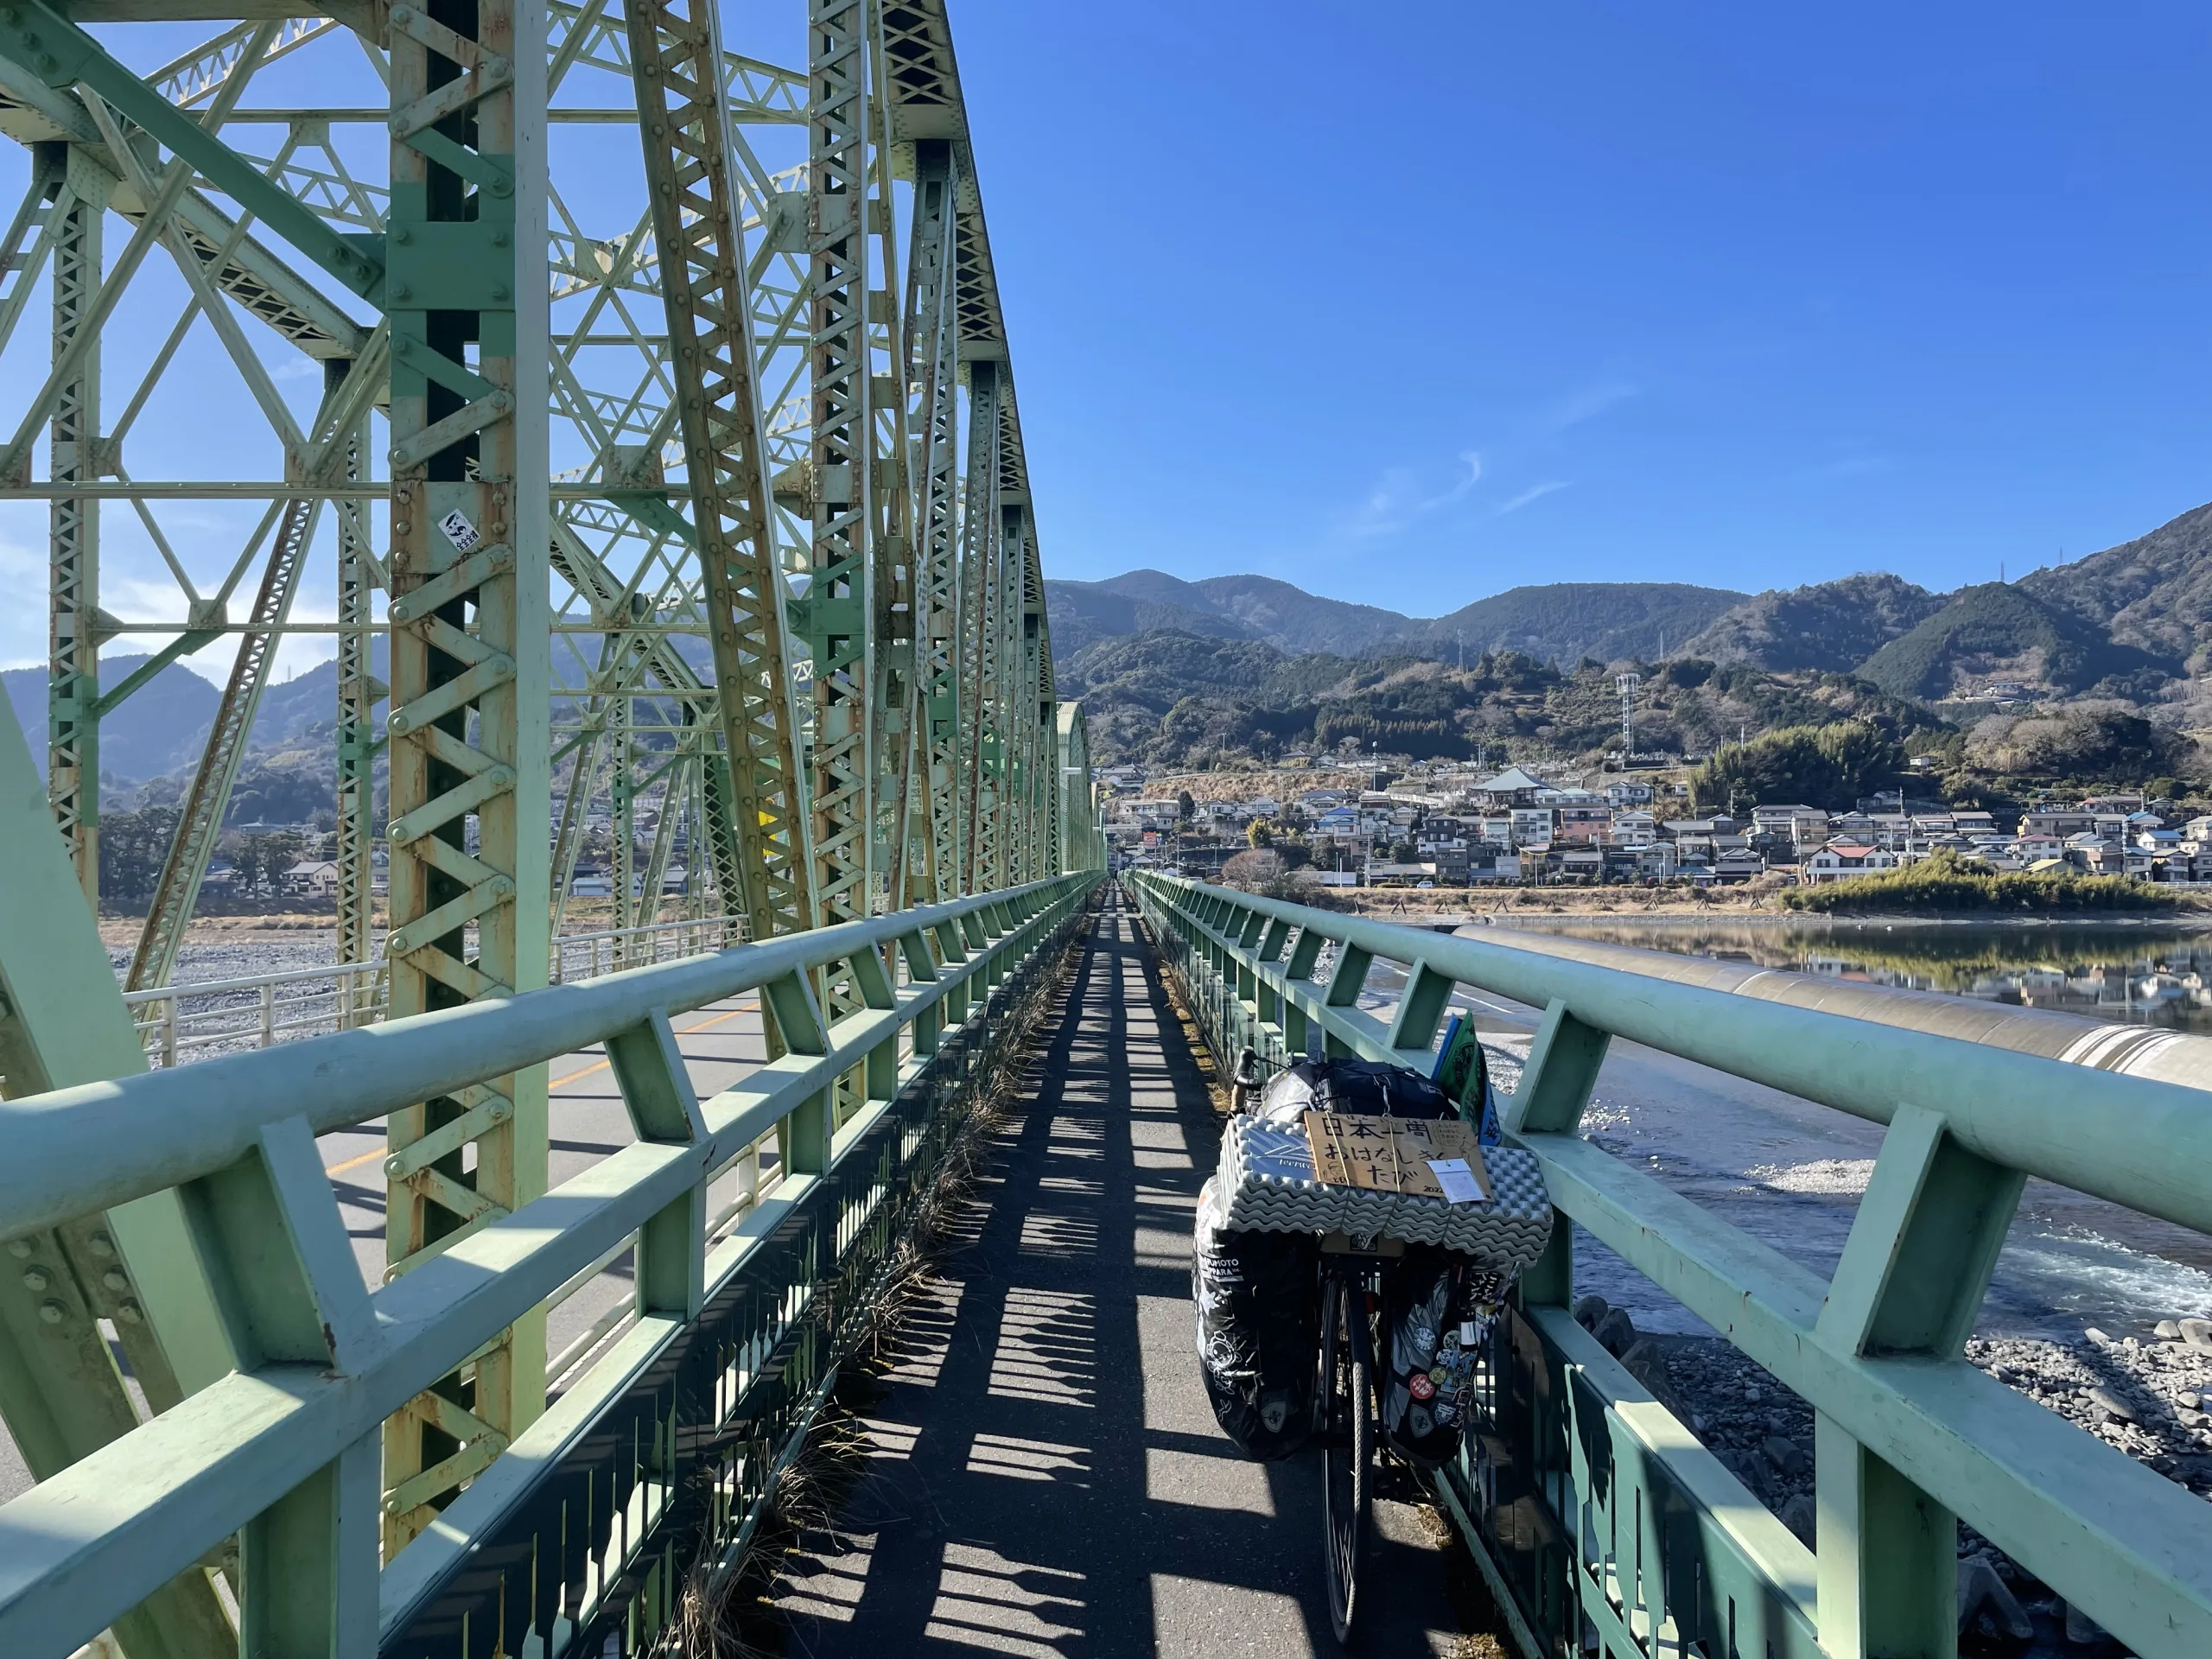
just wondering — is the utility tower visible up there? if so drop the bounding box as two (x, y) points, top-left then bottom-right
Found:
(1617, 670), (1642, 757)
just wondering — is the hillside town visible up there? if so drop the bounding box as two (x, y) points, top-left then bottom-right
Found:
(1099, 758), (2212, 888)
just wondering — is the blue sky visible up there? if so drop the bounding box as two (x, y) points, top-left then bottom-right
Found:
(5, 2), (2210, 681)
(957, 1), (2212, 614)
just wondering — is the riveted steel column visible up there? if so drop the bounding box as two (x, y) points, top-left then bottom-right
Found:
(910, 140), (962, 901)
(958, 359), (1000, 893)
(805, 0), (877, 931)
(46, 153), (105, 906)
(610, 669), (635, 948)
(379, 0), (550, 1553)
(334, 399), (378, 976)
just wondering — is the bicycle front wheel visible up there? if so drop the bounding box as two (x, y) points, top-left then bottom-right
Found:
(1320, 1274), (1371, 1644)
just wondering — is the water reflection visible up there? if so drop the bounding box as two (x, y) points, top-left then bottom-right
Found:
(1503, 919), (2212, 1036)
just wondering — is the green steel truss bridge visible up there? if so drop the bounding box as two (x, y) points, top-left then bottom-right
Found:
(0, 3), (2207, 1656)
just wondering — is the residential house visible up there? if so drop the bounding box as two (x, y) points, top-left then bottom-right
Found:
(1802, 843), (1900, 885)
(2021, 809), (2096, 840)
(1752, 804), (1833, 850)
(1559, 848), (1605, 883)
(1609, 810), (1658, 849)
(1472, 766), (1548, 810)
(1509, 807), (1554, 848)
(1549, 794), (1611, 847)
(283, 859), (340, 897)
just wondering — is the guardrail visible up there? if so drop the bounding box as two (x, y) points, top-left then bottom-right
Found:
(124, 912), (744, 1066)
(0, 873), (1099, 1657)
(1124, 871), (2212, 1659)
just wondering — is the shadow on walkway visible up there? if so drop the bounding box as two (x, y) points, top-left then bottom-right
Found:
(772, 890), (1475, 1657)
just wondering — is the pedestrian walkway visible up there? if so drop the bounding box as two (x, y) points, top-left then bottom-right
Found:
(774, 890), (1474, 1656)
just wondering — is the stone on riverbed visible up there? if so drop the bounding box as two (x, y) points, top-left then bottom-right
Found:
(2088, 1386), (2136, 1425)
(2063, 1599), (2105, 1644)
(1956, 1557), (2032, 1642)
(1592, 1306), (1638, 1358)
(1763, 1435), (1809, 1478)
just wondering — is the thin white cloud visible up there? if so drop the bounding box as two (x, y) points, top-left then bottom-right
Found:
(1346, 450), (1484, 539)
(1417, 450), (1484, 512)
(1494, 480), (1569, 517)
(1534, 383), (1639, 435)
(1349, 465), (1420, 538)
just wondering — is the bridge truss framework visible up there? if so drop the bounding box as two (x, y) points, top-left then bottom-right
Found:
(0, 0), (1100, 1613)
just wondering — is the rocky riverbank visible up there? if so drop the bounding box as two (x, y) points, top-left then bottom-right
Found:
(1569, 1294), (2208, 1653)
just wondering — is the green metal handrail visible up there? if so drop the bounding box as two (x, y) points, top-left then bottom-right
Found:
(1125, 870), (2212, 1659)
(0, 870), (1100, 1656)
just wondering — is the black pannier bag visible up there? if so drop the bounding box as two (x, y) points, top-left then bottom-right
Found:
(1377, 1248), (1511, 1466)
(1255, 1056), (1459, 1129)
(1193, 1175), (1319, 1459)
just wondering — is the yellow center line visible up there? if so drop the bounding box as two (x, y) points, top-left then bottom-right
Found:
(321, 998), (760, 1179)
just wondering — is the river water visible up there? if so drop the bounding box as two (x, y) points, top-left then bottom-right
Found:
(1497, 913), (2212, 1038)
(1363, 918), (2212, 1343)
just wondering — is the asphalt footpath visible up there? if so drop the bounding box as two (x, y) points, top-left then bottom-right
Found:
(774, 887), (1475, 1657)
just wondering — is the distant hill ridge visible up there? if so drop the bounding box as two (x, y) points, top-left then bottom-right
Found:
(17, 498), (2212, 811)
(1043, 569), (1748, 665)
(1051, 497), (2212, 703)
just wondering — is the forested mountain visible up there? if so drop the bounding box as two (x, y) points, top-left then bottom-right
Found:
(1046, 499), (2212, 774)
(1041, 572), (1746, 664)
(1856, 583), (2171, 702)
(5, 645), (391, 823)
(1681, 573), (1945, 671)
(2019, 500), (2212, 670)
(3, 653), (220, 780)
(1054, 632), (1939, 768)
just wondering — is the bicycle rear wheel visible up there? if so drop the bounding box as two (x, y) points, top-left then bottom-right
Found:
(1320, 1274), (1371, 1644)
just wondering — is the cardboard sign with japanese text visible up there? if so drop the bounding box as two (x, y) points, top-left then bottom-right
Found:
(1302, 1112), (1493, 1201)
